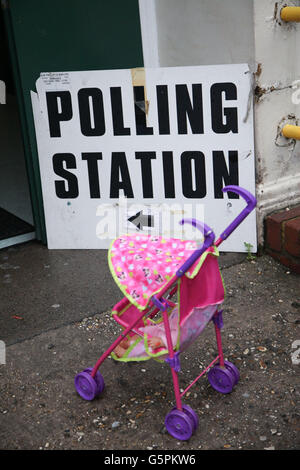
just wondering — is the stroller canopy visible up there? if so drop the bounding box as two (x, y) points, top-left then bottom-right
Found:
(108, 234), (224, 313)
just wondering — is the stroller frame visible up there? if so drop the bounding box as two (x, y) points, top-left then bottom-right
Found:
(74, 185), (256, 441)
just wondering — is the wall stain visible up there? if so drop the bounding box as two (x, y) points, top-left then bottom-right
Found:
(254, 83), (293, 103)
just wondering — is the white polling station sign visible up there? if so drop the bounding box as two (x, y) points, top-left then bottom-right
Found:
(31, 64), (256, 250)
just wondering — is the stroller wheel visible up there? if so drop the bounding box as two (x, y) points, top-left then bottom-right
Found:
(165, 409), (194, 441)
(207, 365), (234, 394)
(223, 361), (240, 386)
(74, 369), (104, 401)
(83, 368), (105, 395)
(172, 405), (199, 432)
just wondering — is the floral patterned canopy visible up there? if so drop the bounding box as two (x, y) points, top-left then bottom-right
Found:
(108, 234), (220, 311)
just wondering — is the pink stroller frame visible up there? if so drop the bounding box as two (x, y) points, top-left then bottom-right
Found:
(74, 185), (256, 441)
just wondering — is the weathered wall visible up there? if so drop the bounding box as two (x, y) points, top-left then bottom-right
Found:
(253, 0), (300, 244)
(155, 0), (254, 67)
(139, 0), (300, 247)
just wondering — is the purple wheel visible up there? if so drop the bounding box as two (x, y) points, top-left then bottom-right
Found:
(74, 371), (98, 401)
(223, 361), (240, 385)
(207, 365), (234, 394)
(172, 405), (199, 432)
(84, 368), (105, 395)
(165, 409), (193, 441)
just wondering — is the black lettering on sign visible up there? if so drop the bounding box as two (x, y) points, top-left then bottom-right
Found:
(110, 87), (131, 136)
(181, 151), (206, 198)
(156, 85), (170, 135)
(110, 152), (134, 198)
(210, 83), (238, 134)
(162, 151), (175, 198)
(82, 153), (102, 198)
(53, 153), (78, 198)
(134, 86), (153, 135)
(135, 152), (156, 198)
(213, 150), (239, 198)
(176, 84), (204, 135)
(78, 88), (105, 136)
(46, 91), (73, 138)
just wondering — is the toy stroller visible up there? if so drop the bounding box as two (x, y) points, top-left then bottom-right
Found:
(74, 185), (256, 441)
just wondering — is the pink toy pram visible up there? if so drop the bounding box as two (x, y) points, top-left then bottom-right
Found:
(75, 185), (256, 441)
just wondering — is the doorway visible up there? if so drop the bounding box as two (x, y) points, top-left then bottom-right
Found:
(0, 8), (35, 249)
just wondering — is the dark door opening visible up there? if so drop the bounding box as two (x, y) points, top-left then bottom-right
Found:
(0, 8), (35, 249)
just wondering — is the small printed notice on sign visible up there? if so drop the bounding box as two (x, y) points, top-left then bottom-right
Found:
(40, 72), (71, 88)
(31, 64), (256, 250)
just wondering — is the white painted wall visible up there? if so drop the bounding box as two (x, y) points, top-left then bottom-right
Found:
(139, 0), (300, 247)
(253, 0), (300, 243)
(154, 0), (255, 68)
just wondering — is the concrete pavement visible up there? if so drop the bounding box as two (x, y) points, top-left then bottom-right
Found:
(0, 241), (299, 450)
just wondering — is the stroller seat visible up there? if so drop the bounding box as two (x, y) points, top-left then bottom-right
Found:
(109, 233), (225, 362)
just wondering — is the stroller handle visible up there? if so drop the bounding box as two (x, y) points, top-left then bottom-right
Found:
(217, 185), (257, 244)
(176, 220), (215, 277)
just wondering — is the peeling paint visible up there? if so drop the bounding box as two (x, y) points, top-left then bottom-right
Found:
(273, 0), (299, 29)
(254, 82), (293, 103)
(275, 114), (299, 149)
(273, 2), (279, 23)
(254, 84), (266, 102)
(255, 63), (262, 78)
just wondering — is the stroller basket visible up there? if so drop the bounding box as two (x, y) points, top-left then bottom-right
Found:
(74, 185), (256, 441)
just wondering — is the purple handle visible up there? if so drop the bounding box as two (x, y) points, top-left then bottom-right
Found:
(220, 185), (256, 241)
(176, 220), (215, 277)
